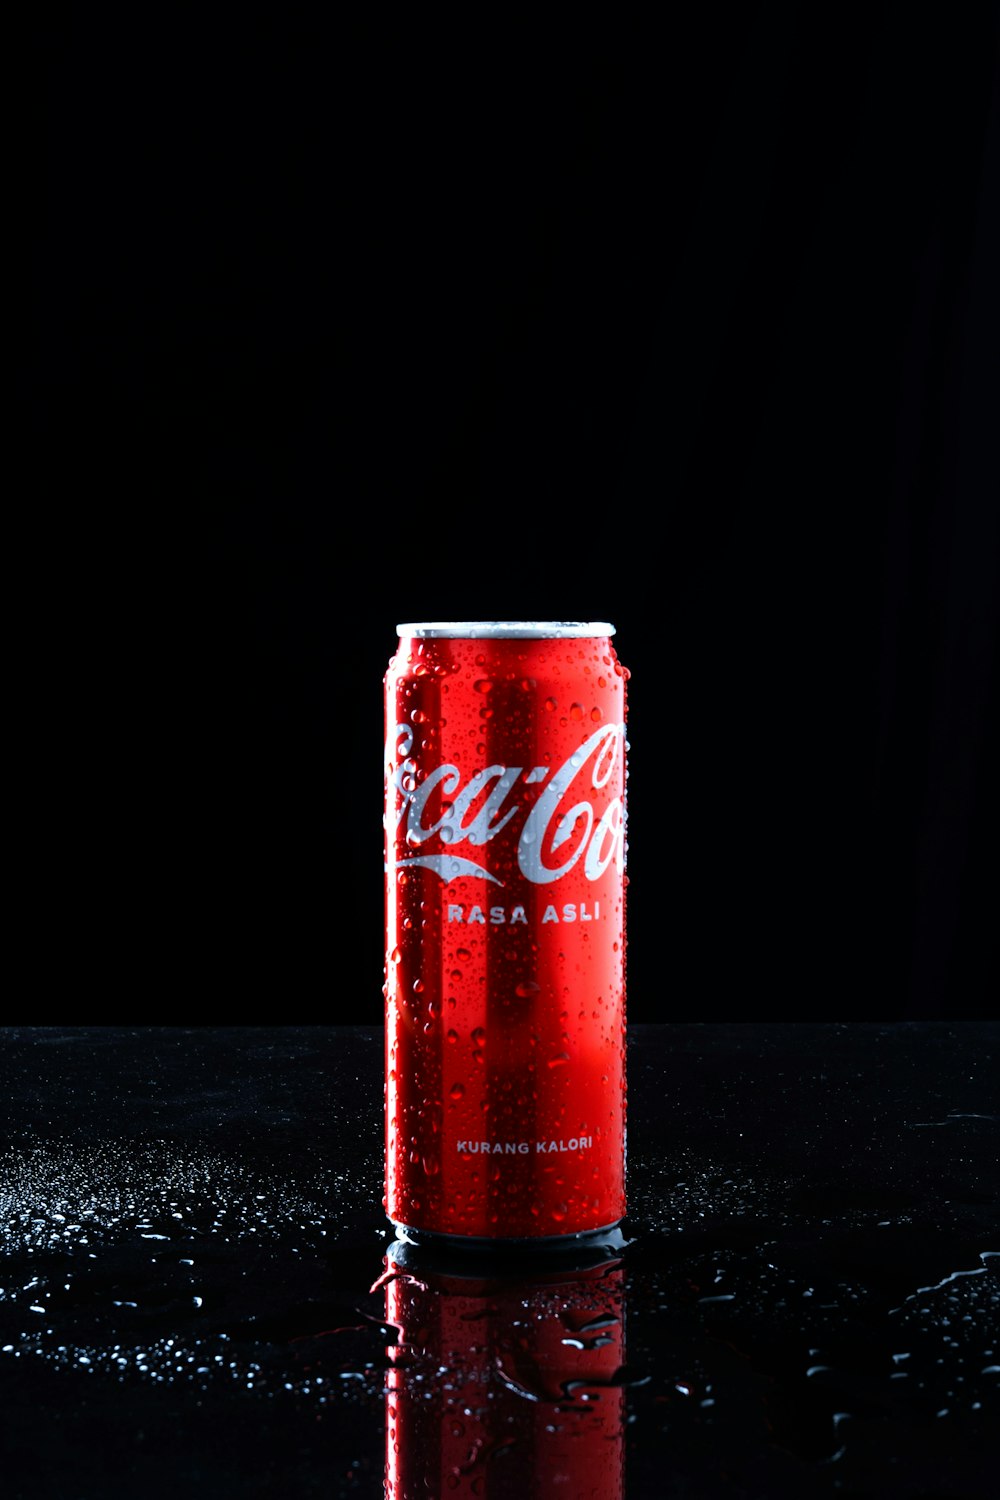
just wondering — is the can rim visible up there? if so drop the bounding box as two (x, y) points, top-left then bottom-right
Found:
(396, 621), (616, 639)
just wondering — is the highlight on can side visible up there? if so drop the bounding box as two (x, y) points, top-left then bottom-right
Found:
(383, 622), (629, 1249)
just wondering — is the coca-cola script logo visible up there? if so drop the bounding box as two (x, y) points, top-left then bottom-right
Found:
(385, 722), (626, 887)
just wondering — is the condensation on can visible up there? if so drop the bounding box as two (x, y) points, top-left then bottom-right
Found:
(383, 622), (629, 1245)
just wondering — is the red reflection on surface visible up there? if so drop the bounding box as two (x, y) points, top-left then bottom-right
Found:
(381, 1244), (626, 1498)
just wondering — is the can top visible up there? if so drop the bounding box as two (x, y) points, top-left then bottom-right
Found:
(396, 621), (616, 639)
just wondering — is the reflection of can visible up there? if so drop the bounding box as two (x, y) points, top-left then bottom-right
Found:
(379, 1239), (626, 1498)
(384, 622), (629, 1245)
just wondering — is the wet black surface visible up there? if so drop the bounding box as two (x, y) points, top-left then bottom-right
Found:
(1, 1024), (997, 1498)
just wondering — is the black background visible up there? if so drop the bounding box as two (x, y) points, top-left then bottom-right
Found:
(35, 9), (997, 1024)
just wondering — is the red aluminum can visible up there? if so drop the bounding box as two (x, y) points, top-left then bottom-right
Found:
(383, 622), (629, 1246)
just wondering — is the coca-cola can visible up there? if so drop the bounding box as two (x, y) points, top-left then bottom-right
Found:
(383, 622), (629, 1246)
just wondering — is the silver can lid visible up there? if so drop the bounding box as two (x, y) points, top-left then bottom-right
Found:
(396, 621), (616, 639)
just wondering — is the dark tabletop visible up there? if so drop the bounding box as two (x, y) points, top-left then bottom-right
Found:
(1, 1024), (997, 1498)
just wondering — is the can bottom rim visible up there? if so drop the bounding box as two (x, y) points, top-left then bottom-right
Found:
(386, 1220), (628, 1276)
(388, 1218), (626, 1253)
